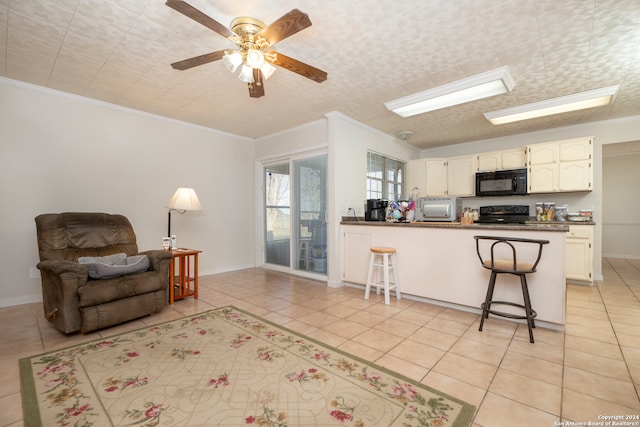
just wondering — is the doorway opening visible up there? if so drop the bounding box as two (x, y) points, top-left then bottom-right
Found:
(263, 154), (328, 277)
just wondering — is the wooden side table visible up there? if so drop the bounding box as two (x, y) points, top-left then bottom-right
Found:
(169, 248), (202, 304)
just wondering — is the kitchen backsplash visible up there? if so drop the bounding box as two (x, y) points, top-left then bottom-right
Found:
(459, 193), (595, 219)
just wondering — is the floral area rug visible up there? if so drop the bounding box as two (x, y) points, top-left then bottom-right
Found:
(20, 306), (475, 426)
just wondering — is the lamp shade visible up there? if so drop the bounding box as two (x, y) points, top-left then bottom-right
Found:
(166, 187), (202, 211)
(238, 65), (255, 83)
(223, 51), (242, 73)
(260, 61), (276, 80)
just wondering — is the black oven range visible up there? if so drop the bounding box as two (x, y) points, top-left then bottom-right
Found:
(475, 205), (530, 224)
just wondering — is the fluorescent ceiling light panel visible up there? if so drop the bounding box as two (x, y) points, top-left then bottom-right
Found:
(484, 85), (620, 125)
(385, 66), (516, 118)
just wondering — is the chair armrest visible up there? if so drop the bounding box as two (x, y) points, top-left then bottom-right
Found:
(37, 259), (88, 276)
(139, 250), (172, 272)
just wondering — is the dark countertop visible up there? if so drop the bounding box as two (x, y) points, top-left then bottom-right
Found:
(340, 217), (577, 232)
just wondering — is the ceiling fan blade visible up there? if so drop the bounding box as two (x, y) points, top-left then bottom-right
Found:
(171, 50), (225, 70)
(258, 9), (312, 46)
(271, 51), (327, 83)
(166, 0), (235, 39)
(248, 69), (265, 98)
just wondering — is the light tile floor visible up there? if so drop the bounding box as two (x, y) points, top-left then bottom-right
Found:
(1, 258), (639, 426)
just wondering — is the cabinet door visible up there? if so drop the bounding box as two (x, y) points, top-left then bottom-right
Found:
(501, 149), (527, 169)
(566, 226), (593, 282)
(342, 230), (373, 284)
(408, 159), (426, 196)
(529, 164), (558, 193)
(559, 160), (592, 191)
(477, 153), (501, 172)
(528, 143), (558, 165)
(447, 156), (477, 196)
(425, 159), (447, 196)
(560, 138), (592, 161)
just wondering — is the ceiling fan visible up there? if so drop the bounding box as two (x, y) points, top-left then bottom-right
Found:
(165, 0), (328, 98)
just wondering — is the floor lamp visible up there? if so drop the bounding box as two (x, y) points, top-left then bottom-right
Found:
(166, 187), (202, 247)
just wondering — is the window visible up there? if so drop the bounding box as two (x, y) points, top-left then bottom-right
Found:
(367, 152), (405, 200)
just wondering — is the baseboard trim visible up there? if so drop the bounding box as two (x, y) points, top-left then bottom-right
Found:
(603, 254), (640, 260)
(0, 295), (42, 308)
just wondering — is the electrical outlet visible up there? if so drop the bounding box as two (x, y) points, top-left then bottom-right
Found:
(29, 266), (41, 279)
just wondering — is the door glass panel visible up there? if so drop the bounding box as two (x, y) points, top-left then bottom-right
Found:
(264, 163), (290, 267)
(293, 155), (327, 274)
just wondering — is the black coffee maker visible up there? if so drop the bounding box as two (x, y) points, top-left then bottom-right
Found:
(365, 199), (388, 221)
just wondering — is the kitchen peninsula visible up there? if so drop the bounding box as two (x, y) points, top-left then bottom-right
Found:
(340, 219), (569, 327)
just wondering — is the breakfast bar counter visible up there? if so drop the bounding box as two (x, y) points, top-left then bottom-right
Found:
(340, 219), (568, 326)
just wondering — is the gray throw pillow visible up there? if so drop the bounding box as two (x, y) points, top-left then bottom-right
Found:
(78, 253), (150, 279)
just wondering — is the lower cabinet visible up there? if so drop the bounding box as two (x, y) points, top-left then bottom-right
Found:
(566, 225), (593, 283)
(342, 230), (373, 284)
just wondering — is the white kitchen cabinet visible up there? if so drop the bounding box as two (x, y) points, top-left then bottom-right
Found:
(425, 159), (447, 196)
(447, 156), (477, 196)
(501, 149), (527, 169)
(477, 152), (501, 171)
(529, 163), (558, 193)
(420, 156), (476, 197)
(566, 225), (593, 283)
(560, 138), (592, 161)
(527, 137), (593, 193)
(559, 160), (592, 191)
(342, 229), (373, 284)
(477, 148), (526, 171)
(528, 142), (558, 165)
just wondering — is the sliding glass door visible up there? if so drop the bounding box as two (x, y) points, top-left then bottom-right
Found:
(293, 155), (327, 274)
(264, 163), (290, 267)
(263, 154), (327, 276)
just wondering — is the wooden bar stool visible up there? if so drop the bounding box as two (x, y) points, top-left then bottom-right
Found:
(473, 236), (548, 343)
(365, 247), (401, 305)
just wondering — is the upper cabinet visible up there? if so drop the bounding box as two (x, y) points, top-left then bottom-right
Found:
(528, 142), (558, 165)
(408, 136), (593, 198)
(425, 159), (447, 196)
(527, 137), (593, 193)
(447, 156), (477, 196)
(477, 148), (527, 172)
(409, 156), (477, 197)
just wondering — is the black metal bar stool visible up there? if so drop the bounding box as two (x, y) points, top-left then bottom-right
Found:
(473, 235), (549, 343)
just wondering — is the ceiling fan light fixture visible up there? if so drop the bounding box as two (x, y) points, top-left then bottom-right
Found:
(238, 65), (255, 83)
(385, 66), (516, 118)
(245, 48), (265, 68)
(260, 61), (276, 80)
(483, 85), (620, 125)
(223, 51), (242, 72)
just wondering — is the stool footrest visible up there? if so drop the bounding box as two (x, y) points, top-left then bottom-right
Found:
(481, 301), (537, 320)
(365, 249), (401, 305)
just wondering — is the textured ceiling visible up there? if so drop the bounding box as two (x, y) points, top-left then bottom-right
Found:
(1, 0), (639, 149)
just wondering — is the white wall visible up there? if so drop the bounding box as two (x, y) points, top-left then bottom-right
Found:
(255, 119), (328, 160)
(420, 115), (640, 280)
(328, 112), (421, 218)
(0, 78), (256, 307)
(602, 152), (640, 259)
(328, 112), (421, 287)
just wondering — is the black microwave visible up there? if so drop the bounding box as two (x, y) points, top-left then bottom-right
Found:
(475, 168), (527, 196)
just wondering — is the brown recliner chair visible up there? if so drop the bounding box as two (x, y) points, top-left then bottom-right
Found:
(35, 212), (172, 334)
